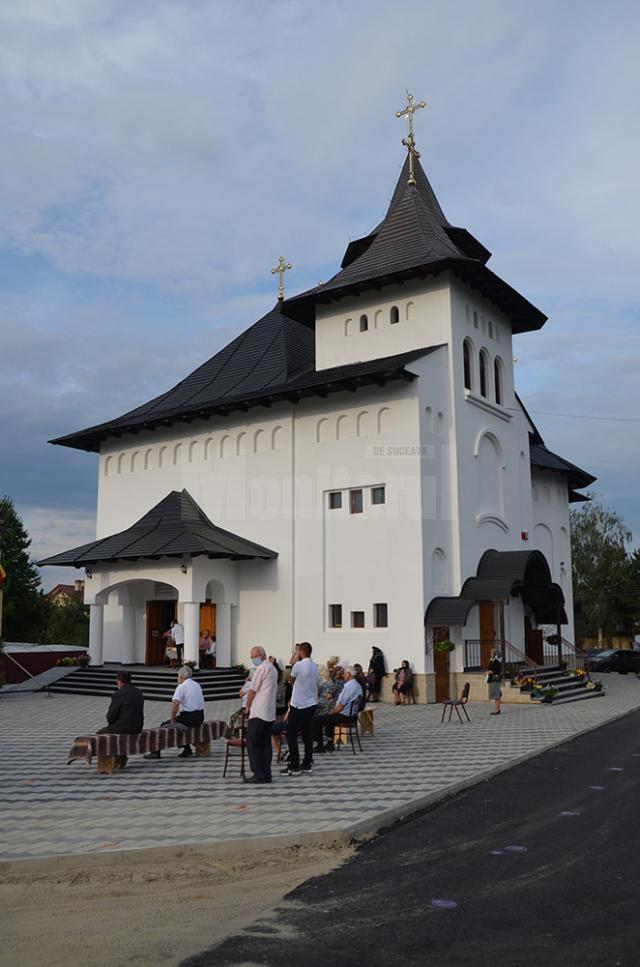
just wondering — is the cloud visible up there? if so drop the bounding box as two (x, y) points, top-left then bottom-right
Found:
(0, 0), (638, 565)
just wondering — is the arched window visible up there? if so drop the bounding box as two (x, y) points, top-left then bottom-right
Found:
(406, 302), (415, 321)
(479, 350), (489, 398)
(390, 305), (399, 325)
(463, 339), (473, 391)
(345, 318), (353, 337)
(374, 309), (383, 328)
(359, 314), (368, 332)
(494, 357), (503, 405)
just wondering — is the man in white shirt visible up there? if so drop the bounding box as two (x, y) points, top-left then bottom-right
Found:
(168, 618), (184, 666)
(144, 666), (204, 760)
(315, 666), (363, 753)
(245, 645), (277, 784)
(283, 641), (318, 777)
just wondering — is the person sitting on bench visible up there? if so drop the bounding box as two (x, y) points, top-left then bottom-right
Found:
(96, 670), (144, 769)
(314, 666), (363, 752)
(144, 666), (204, 760)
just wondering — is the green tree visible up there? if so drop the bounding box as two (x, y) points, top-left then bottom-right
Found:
(42, 595), (89, 647)
(570, 499), (639, 643)
(0, 496), (44, 642)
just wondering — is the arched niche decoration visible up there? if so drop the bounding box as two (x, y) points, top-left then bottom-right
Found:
(271, 425), (284, 450)
(336, 414), (350, 440)
(474, 429), (504, 519)
(316, 418), (328, 443)
(356, 411), (371, 437)
(432, 547), (448, 593)
(377, 406), (391, 434)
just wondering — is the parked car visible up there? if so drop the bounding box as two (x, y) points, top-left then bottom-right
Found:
(588, 649), (640, 675)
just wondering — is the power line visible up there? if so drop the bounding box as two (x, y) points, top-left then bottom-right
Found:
(509, 407), (640, 423)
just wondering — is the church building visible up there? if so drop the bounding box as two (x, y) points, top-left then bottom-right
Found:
(41, 98), (594, 701)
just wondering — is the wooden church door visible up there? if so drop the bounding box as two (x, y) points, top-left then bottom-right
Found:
(524, 616), (544, 665)
(479, 602), (496, 668)
(433, 626), (451, 702)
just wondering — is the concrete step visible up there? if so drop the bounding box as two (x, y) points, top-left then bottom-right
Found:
(544, 689), (606, 706)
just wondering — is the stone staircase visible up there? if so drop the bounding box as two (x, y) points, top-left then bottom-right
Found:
(512, 665), (605, 706)
(46, 664), (246, 703)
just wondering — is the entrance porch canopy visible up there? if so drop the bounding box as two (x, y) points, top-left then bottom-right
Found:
(38, 490), (278, 567)
(424, 549), (567, 627)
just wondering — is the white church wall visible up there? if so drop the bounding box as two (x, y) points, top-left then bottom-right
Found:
(531, 469), (576, 643)
(292, 383), (427, 674)
(448, 280), (533, 586)
(413, 347), (458, 618)
(314, 276), (451, 371)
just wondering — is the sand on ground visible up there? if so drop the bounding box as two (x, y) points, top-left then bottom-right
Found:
(0, 842), (353, 967)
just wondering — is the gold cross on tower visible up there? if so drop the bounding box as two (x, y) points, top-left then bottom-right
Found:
(395, 91), (426, 186)
(271, 256), (292, 301)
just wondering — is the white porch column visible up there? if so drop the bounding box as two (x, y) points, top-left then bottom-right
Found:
(89, 604), (104, 666)
(216, 603), (232, 667)
(182, 602), (200, 666)
(121, 604), (136, 664)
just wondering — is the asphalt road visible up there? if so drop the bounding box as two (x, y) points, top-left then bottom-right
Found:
(183, 710), (640, 967)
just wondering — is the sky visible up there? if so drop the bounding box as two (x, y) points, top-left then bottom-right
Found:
(0, 0), (638, 591)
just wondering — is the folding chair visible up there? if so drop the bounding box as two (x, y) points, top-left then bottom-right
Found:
(441, 682), (471, 723)
(222, 710), (248, 777)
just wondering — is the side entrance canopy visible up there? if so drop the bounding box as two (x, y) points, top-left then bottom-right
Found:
(424, 549), (567, 627)
(38, 489), (278, 567)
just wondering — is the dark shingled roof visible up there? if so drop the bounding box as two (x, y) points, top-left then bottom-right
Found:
(530, 443), (595, 493)
(286, 156), (546, 334)
(51, 320), (440, 452)
(38, 490), (278, 567)
(425, 549), (567, 627)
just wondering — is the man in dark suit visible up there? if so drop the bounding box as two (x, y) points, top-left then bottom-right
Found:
(97, 671), (144, 768)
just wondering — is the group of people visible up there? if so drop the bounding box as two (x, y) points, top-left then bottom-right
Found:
(97, 664), (205, 767)
(240, 643), (375, 784)
(162, 619), (217, 668)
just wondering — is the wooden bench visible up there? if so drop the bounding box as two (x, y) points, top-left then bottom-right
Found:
(67, 720), (227, 773)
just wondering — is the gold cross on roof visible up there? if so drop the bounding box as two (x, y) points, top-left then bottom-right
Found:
(395, 91), (426, 186)
(271, 256), (292, 301)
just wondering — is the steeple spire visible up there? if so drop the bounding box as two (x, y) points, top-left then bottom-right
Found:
(271, 256), (292, 301)
(395, 91), (426, 186)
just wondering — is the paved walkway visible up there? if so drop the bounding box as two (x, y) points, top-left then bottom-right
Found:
(2, 676), (640, 862)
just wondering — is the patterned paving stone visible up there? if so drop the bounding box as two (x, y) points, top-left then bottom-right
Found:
(1, 678), (640, 861)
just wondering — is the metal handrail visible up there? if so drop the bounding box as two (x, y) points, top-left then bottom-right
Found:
(464, 638), (542, 679)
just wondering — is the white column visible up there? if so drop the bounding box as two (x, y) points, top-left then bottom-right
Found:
(182, 601), (200, 666)
(216, 603), (232, 667)
(121, 604), (136, 664)
(88, 604), (104, 666)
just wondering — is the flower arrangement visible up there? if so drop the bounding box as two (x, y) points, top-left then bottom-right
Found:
(56, 654), (91, 667)
(574, 668), (586, 679)
(586, 680), (603, 692)
(434, 639), (456, 653)
(516, 675), (536, 691)
(183, 660), (197, 669)
(540, 686), (559, 703)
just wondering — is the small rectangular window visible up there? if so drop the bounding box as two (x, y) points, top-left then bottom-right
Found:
(371, 485), (385, 505)
(374, 603), (388, 628)
(328, 491), (342, 510)
(351, 611), (365, 629)
(350, 489), (363, 514)
(329, 604), (342, 628)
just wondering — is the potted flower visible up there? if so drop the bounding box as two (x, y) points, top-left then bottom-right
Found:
(540, 686), (558, 704)
(183, 659), (197, 670)
(77, 653), (91, 668)
(434, 639), (456, 653)
(574, 668), (586, 680)
(520, 676), (536, 692)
